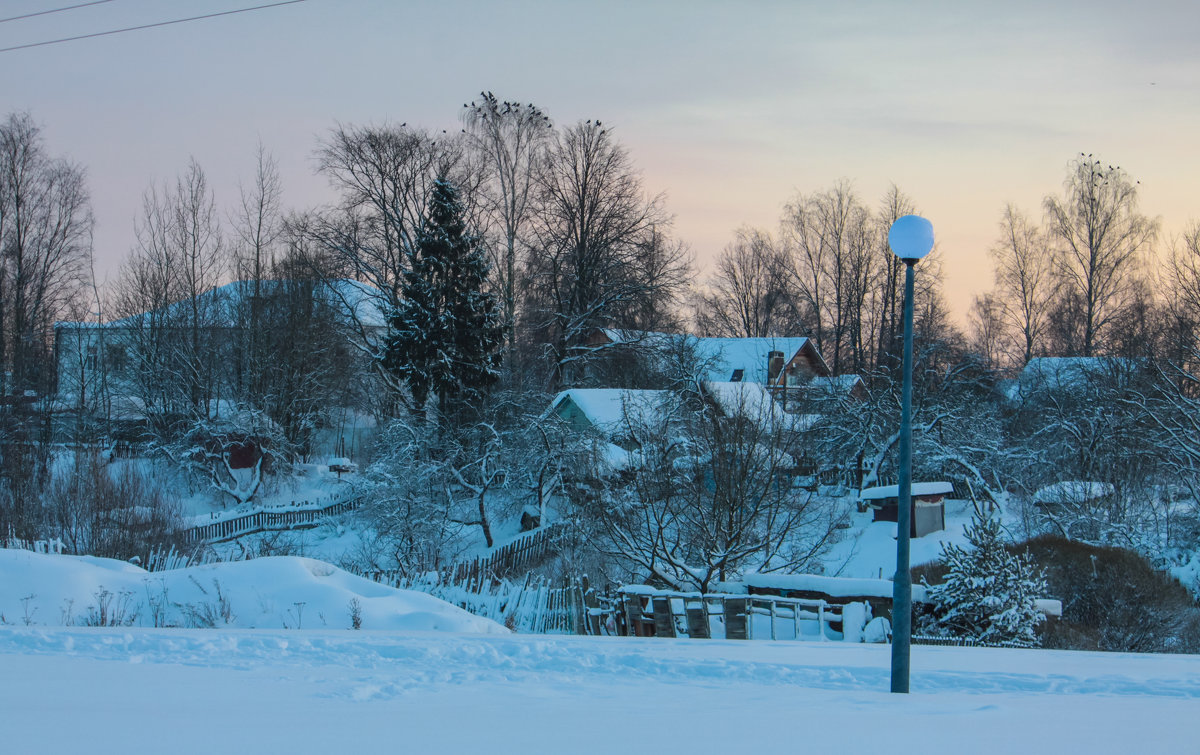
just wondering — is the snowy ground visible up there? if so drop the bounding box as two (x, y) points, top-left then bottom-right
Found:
(2, 627), (1196, 753)
(2, 549), (1196, 753)
(824, 496), (979, 578)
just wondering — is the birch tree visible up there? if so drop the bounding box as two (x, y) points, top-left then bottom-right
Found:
(1044, 155), (1158, 356)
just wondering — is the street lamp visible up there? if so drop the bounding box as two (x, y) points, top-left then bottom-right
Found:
(887, 214), (934, 694)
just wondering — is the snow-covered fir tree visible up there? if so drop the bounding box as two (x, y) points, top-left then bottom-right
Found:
(922, 512), (1049, 647)
(384, 176), (503, 423)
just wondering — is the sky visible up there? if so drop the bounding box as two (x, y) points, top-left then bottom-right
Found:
(4, 0), (1200, 321)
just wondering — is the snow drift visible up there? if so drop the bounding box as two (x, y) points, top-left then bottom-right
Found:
(0, 549), (505, 634)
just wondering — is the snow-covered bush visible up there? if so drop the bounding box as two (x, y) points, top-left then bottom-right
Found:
(164, 409), (294, 505)
(922, 512), (1048, 647)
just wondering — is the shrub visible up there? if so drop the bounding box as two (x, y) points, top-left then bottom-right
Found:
(1019, 534), (1200, 653)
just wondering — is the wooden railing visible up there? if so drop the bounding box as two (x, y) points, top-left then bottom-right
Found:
(182, 493), (363, 544)
(616, 587), (844, 641)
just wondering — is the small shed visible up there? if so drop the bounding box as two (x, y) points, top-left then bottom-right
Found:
(859, 481), (952, 537)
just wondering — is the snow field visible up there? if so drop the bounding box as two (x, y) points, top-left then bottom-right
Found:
(1, 627), (1197, 753)
(2, 548), (1197, 753)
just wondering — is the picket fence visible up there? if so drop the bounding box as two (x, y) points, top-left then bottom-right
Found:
(360, 569), (595, 635)
(449, 523), (566, 582)
(182, 493), (363, 544)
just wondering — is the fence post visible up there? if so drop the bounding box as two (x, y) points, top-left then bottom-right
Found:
(684, 598), (711, 639)
(651, 596), (676, 638)
(724, 598), (749, 640)
(622, 593), (644, 637)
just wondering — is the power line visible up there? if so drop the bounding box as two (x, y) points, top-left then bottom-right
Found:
(0, 0), (308, 53)
(0, 1), (116, 25)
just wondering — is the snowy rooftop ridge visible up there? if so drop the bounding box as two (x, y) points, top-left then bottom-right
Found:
(55, 278), (389, 330)
(549, 388), (676, 434)
(859, 481), (954, 500)
(1016, 356), (1138, 397)
(598, 329), (818, 384)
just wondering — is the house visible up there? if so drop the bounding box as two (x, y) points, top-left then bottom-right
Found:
(588, 330), (830, 385)
(859, 481), (952, 537)
(53, 278), (383, 442)
(547, 380), (818, 474)
(548, 388), (676, 444)
(586, 330), (865, 409)
(1010, 356), (1138, 404)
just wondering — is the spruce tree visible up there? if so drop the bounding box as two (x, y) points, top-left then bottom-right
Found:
(923, 512), (1049, 647)
(384, 177), (503, 423)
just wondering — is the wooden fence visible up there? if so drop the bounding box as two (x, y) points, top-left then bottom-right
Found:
(616, 588), (844, 641)
(358, 568), (596, 635)
(182, 493), (363, 544)
(448, 523), (566, 581)
(911, 634), (1029, 649)
(354, 523), (568, 588)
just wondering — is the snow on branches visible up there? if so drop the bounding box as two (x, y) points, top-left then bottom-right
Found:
(922, 512), (1048, 647)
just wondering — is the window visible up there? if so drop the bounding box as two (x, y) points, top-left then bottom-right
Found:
(106, 345), (126, 373)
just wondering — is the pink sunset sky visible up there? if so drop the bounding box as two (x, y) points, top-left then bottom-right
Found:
(4, 0), (1199, 320)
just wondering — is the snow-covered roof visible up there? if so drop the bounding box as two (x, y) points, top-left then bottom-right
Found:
(739, 573), (929, 602)
(56, 279), (388, 330)
(1033, 481), (1114, 504)
(692, 336), (814, 383)
(1017, 357), (1135, 397)
(703, 381), (815, 432)
(859, 481), (954, 501)
(549, 389), (676, 435)
(808, 374), (863, 396)
(598, 330), (818, 384)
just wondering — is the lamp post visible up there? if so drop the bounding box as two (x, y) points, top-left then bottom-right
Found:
(887, 214), (934, 694)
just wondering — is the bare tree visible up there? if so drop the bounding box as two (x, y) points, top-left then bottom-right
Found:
(694, 226), (793, 337)
(230, 144), (283, 401)
(112, 159), (226, 431)
(583, 386), (842, 591)
(461, 93), (552, 354)
(1044, 155), (1158, 356)
(1161, 223), (1200, 374)
(968, 292), (1007, 372)
(0, 112), (92, 492)
(781, 181), (877, 374)
(873, 185), (918, 372)
(173, 159), (226, 415)
(525, 120), (682, 388)
(0, 112), (93, 396)
(612, 223), (692, 333)
(989, 204), (1057, 367)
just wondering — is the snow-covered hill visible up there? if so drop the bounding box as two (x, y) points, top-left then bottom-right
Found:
(0, 549), (504, 634)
